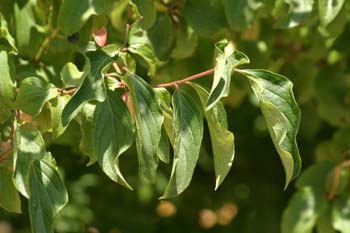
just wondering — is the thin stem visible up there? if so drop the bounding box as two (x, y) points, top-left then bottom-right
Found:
(34, 28), (60, 63)
(327, 160), (350, 200)
(155, 68), (215, 88)
(58, 88), (77, 96)
(0, 146), (13, 164)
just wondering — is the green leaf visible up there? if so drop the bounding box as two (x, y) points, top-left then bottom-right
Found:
(0, 167), (21, 213)
(0, 13), (18, 54)
(281, 187), (328, 233)
(158, 127), (170, 164)
(332, 194), (350, 232)
(130, 0), (156, 30)
(222, 0), (263, 31)
(0, 51), (16, 106)
(57, 0), (107, 35)
(12, 124), (46, 198)
(51, 95), (69, 138)
(60, 62), (84, 88)
(274, 0), (314, 29)
(318, 0), (346, 27)
(62, 50), (113, 126)
(128, 26), (157, 76)
(147, 14), (176, 61)
(161, 90), (203, 198)
(183, 0), (226, 36)
(124, 74), (163, 183)
(316, 207), (337, 233)
(92, 90), (134, 189)
(191, 83), (234, 190)
(154, 87), (174, 146)
(15, 77), (58, 117)
(295, 162), (334, 192)
(206, 41), (250, 111)
(171, 24), (198, 59)
(29, 153), (68, 233)
(79, 103), (97, 166)
(240, 69), (301, 187)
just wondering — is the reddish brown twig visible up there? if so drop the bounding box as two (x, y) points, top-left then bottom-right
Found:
(155, 68), (215, 88)
(327, 160), (350, 200)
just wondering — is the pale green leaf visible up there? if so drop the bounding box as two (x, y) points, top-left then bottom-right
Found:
(318, 0), (346, 27)
(13, 124), (46, 198)
(62, 50), (113, 126)
(240, 69), (301, 187)
(0, 13), (18, 54)
(92, 90), (134, 189)
(161, 90), (203, 198)
(29, 153), (68, 233)
(0, 51), (16, 106)
(332, 194), (350, 233)
(58, 0), (107, 35)
(15, 77), (58, 117)
(0, 168), (21, 213)
(281, 187), (328, 233)
(124, 73), (163, 183)
(79, 103), (97, 166)
(316, 208), (337, 233)
(192, 83), (234, 190)
(128, 26), (157, 76)
(60, 62), (84, 88)
(206, 41), (250, 111)
(51, 95), (69, 138)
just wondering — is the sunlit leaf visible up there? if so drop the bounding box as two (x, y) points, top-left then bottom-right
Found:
(29, 153), (68, 233)
(161, 90), (203, 198)
(318, 0), (346, 27)
(281, 187), (328, 233)
(206, 40), (250, 110)
(191, 83), (234, 190)
(62, 50), (113, 126)
(240, 69), (301, 187)
(124, 73), (163, 183)
(15, 77), (58, 117)
(92, 90), (134, 189)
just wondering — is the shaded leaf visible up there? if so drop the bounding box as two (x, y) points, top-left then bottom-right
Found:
(0, 167), (21, 213)
(92, 90), (134, 189)
(15, 77), (58, 117)
(158, 127), (170, 164)
(131, 0), (156, 30)
(147, 14), (176, 61)
(240, 69), (301, 187)
(171, 24), (198, 59)
(124, 74), (163, 183)
(206, 41), (250, 110)
(162, 90), (203, 198)
(222, 0), (263, 31)
(58, 0), (107, 35)
(192, 83), (234, 190)
(62, 50), (113, 126)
